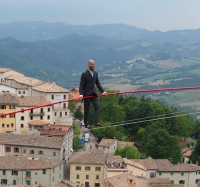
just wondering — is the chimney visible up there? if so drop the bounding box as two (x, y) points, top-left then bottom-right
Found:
(127, 179), (136, 187)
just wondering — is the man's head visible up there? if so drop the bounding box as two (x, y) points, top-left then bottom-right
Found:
(88, 59), (95, 72)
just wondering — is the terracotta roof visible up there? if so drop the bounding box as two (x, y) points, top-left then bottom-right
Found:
(149, 178), (183, 187)
(0, 68), (11, 73)
(0, 133), (62, 149)
(132, 157), (159, 170)
(27, 120), (49, 125)
(69, 149), (106, 164)
(0, 155), (63, 170)
(183, 149), (193, 157)
(17, 96), (51, 107)
(107, 173), (149, 187)
(48, 124), (72, 131)
(0, 92), (17, 104)
(6, 75), (42, 86)
(123, 158), (147, 171)
(98, 138), (117, 148)
(153, 159), (173, 171)
(33, 82), (69, 93)
(154, 159), (200, 172)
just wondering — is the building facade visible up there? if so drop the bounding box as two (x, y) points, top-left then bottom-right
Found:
(0, 155), (63, 187)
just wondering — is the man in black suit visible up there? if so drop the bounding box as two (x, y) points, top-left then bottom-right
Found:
(79, 59), (107, 128)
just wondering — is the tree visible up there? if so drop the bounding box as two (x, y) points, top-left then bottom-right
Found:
(74, 106), (83, 120)
(68, 101), (76, 113)
(190, 136), (200, 164)
(73, 136), (83, 151)
(145, 129), (181, 164)
(114, 145), (140, 159)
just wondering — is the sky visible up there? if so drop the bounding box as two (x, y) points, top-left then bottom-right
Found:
(1, 0), (200, 31)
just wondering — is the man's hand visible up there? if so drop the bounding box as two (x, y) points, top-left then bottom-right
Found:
(102, 92), (107, 95)
(79, 95), (83, 100)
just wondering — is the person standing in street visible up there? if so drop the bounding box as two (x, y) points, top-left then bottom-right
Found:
(79, 59), (107, 128)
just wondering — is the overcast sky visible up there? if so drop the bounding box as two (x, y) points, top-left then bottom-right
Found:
(1, 0), (200, 31)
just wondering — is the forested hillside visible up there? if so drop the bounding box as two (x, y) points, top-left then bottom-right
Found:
(83, 92), (197, 164)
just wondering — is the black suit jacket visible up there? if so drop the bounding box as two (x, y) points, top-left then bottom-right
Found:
(79, 69), (104, 96)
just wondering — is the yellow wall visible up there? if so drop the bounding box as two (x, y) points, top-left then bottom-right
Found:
(70, 163), (104, 187)
(0, 104), (16, 133)
(126, 164), (147, 178)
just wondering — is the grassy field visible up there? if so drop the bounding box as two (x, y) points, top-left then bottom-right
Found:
(136, 72), (180, 83)
(150, 90), (200, 107)
(102, 77), (131, 84)
(103, 83), (141, 92)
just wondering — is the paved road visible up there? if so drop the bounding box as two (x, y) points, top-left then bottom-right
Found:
(182, 138), (196, 153)
(74, 119), (98, 150)
(81, 126), (98, 150)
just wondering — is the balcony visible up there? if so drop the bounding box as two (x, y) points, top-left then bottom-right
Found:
(29, 112), (45, 116)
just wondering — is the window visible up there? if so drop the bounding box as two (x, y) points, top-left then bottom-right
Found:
(52, 177), (54, 182)
(2, 124), (4, 128)
(30, 150), (34, 154)
(150, 172), (156, 178)
(76, 174), (79, 179)
(38, 151), (43, 155)
(12, 171), (18, 176)
(48, 108), (50, 112)
(65, 112), (67, 116)
(43, 169), (46, 174)
(52, 95), (54, 100)
(171, 180), (174, 184)
(96, 175), (99, 180)
(21, 124), (24, 128)
(181, 172), (184, 176)
(179, 180), (185, 184)
(30, 116), (33, 120)
(59, 173), (61, 178)
(13, 180), (16, 185)
(59, 165), (61, 170)
(14, 147), (19, 153)
(53, 152), (56, 156)
(1, 114), (6, 118)
(7, 124), (9, 128)
(86, 175), (89, 179)
(21, 116), (24, 120)
(54, 112), (56, 116)
(11, 123), (13, 127)
(18, 91), (21, 94)
(2, 170), (6, 175)
(47, 115), (50, 120)
(23, 91), (25, 94)
(9, 105), (15, 109)
(9, 114), (15, 118)
(159, 173), (162, 176)
(95, 167), (101, 171)
(23, 149), (26, 154)
(52, 168), (54, 173)
(85, 166), (91, 171)
(40, 116), (43, 120)
(64, 95), (66, 99)
(76, 166), (81, 170)
(63, 103), (66, 108)
(60, 112), (62, 117)
(5, 147), (11, 152)
(171, 173), (173, 175)
(0, 105), (6, 109)
(196, 179), (200, 183)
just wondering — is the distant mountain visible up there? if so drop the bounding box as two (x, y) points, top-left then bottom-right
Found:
(0, 35), (127, 87)
(0, 21), (200, 42)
